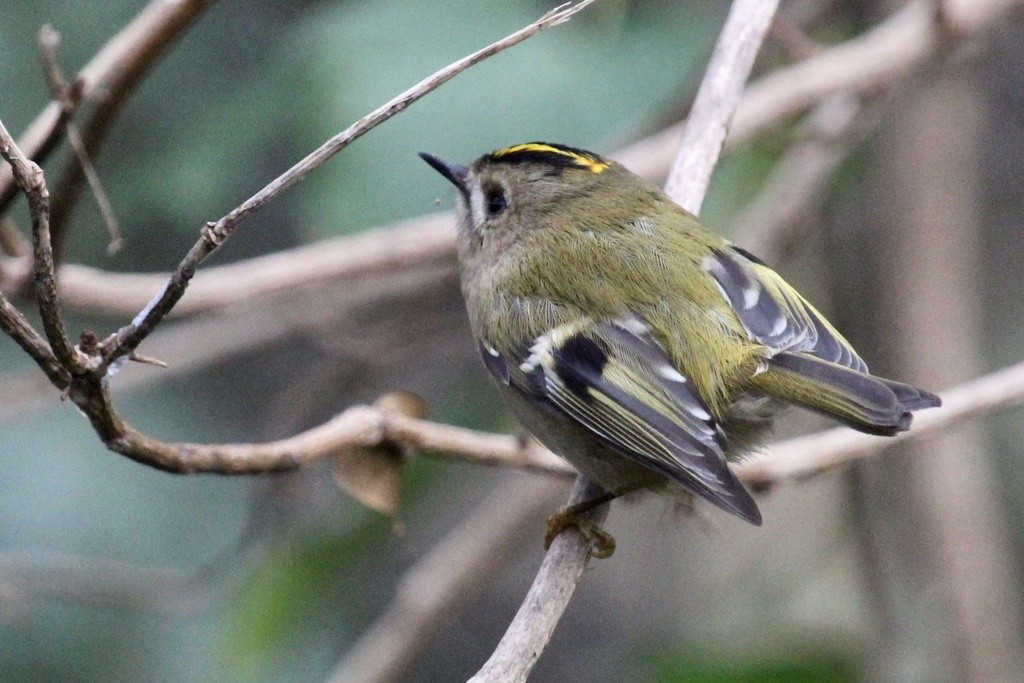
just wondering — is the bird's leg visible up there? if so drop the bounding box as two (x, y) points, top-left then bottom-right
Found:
(545, 490), (618, 559)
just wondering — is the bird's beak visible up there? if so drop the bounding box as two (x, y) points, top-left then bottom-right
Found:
(419, 152), (469, 198)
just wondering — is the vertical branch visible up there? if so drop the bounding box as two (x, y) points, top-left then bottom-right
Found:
(471, 2), (780, 680)
(663, 0), (780, 214)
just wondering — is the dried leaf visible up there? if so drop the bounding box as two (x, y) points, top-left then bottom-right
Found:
(332, 444), (404, 521)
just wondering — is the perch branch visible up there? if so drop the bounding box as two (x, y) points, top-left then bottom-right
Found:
(468, 478), (609, 683)
(328, 477), (566, 683)
(471, 2), (780, 680)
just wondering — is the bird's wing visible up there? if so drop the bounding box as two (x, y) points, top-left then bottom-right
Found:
(478, 316), (761, 525)
(703, 245), (868, 373)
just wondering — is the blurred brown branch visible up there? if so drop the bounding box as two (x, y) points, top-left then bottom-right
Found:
(0, 0), (216, 234)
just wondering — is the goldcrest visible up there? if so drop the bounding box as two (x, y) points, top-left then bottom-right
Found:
(421, 142), (940, 530)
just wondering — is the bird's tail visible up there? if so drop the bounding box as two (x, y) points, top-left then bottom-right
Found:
(749, 352), (941, 436)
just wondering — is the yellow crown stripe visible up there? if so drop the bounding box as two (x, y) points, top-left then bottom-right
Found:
(493, 143), (610, 174)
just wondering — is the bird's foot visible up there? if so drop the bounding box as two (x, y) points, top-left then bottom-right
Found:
(545, 506), (616, 559)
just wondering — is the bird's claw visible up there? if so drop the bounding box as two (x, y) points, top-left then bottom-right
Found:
(545, 507), (616, 559)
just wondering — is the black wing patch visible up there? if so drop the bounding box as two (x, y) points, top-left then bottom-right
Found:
(552, 333), (608, 398)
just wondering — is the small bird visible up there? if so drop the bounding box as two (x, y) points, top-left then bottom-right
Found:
(421, 142), (940, 553)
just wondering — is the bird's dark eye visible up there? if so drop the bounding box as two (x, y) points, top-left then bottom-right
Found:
(485, 187), (507, 217)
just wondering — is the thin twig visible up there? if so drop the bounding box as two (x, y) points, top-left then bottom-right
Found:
(96, 0), (598, 371)
(731, 0), (941, 143)
(84, 356), (1024, 481)
(39, 25), (124, 254)
(0, 0), (215, 218)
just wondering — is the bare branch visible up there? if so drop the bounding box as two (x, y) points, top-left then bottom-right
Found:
(96, 0), (598, 371)
(0, 119), (79, 372)
(97, 404), (570, 476)
(663, 0), (780, 214)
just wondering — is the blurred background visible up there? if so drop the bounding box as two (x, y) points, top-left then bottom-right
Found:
(0, 0), (1022, 681)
